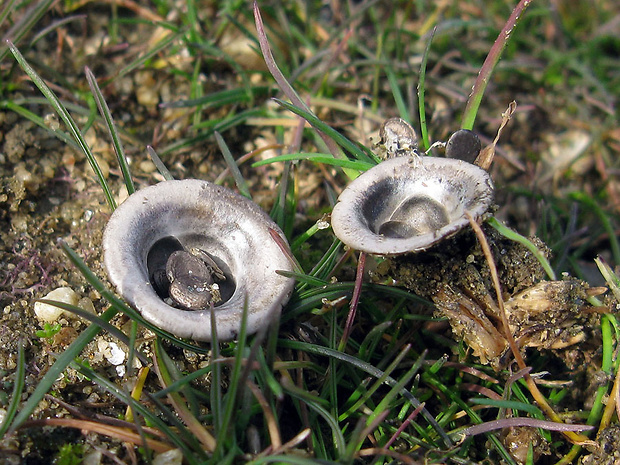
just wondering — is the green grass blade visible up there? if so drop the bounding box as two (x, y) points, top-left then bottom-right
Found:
(274, 99), (376, 164)
(469, 398), (544, 417)
(214, 131), (251, 199)
(281, 377), (346, 456)
(338, 344), (413, 423)
(366, 350), (422, 425)
(216, 297), (250, 456)
(161, 86), (273, 109)
(423, 371), (514, 463)
(7, 41), (116, 210)
(247, 455), (328, 465)
(417, 27), (436, 150)
(153, 364), (212, 399)
(85, 66), (135, 195)
(276, 270), (327, 288)
(0, 339), (25, 438)
(461, 0), (533, 129)
(0, 0), (19, 35)
(253, 152), (373, 171)
(278, 339), (451, 448)
(210, 305), (223, 454)
(146, 146), (174, 181)
(570, 191), (620, 266)
(158, 108), (264, 156)
(270, 158), (295, 236)
(105, 29), (184, 86)
(29, 14), (87, 47)
(9, 306), (118, 432)
(289, 216), (331, 252)
(385, 66), (408, 121)
(595, 256), (620, 302)
(586, 314), (613, 427)
(487, 216), (556, 280)
(297, 238), (342, 289)
(0, 100), (79, 149)
(0, 0), (56, 61)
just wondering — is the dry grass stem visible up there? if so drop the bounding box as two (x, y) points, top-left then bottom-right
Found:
(466, 211), (594, 445)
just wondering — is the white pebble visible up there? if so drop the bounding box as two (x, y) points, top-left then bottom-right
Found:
(153, 449), (183, 465)
(82, 450), (102, 465)
(97, 339), (126, 366)
(34, 287), (79, 323)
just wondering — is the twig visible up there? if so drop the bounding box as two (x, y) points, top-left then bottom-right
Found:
(466, 212), (594, 446)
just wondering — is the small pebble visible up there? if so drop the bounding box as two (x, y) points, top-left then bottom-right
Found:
(153, 449), (183, 465)
(97, 340), (126, 366)
(34, 287), (79, 323)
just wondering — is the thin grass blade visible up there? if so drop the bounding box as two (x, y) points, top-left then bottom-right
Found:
(0, 339), (25, 438)
(0, 100), (79, 149)
(9, 306), (118, 432)
(275, 99), (376, 164)
(280, 377), (346, 455)
(468, 398), (544, 416)
(105, 29), (183, 86)
(0, 0), (18, 32)
(417, 27), (436, 150)
(0, 0), (56, 61)
(216, 296), (251, 453)
(146, 146), (174, 181)
(461, 0), (533, 129)
(385, 67), (408, 121)
(7, 41), (116, 210)
(488, 216), (556, 280)
(338, 344), (414, 422)
(253, 152), (373, 171)
(279, 339), (451, 447)
(85, 66), (135, 195)
(214, 131), (251, 199)
(153, 341), (217, 452)
(210, 304), (223, 455)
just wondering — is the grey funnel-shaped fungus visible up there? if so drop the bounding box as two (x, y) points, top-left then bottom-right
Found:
(103, 179), (295, 341)
(331, 156), (494, 255)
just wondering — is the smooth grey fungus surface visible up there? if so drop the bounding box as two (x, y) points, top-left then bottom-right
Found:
(103, 179), (295, 341)
(331, 156), (494, 255)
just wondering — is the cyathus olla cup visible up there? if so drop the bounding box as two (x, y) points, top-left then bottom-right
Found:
(103, 179), (295, 341)
(331, 156), (495, 255)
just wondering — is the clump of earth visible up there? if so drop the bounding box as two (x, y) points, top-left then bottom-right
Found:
(375, 225), (604, 369)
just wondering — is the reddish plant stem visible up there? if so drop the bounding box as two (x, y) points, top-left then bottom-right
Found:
(338, 252), (366, 351)
(461, 0), (533, 130)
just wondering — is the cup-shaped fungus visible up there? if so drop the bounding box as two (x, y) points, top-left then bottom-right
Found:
(331, 156), (494, 255)
(103, 179), (295, 341)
